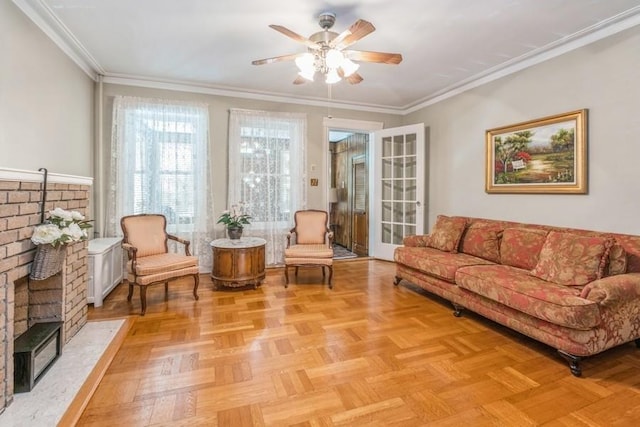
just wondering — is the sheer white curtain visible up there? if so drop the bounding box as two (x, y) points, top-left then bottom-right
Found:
(107, 96), (214, 270)
(228, 109), (307, 266)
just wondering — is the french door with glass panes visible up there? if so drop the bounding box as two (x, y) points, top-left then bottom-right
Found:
(371, 124), (425, 260)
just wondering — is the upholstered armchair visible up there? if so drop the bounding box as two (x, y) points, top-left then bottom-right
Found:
(284, 210), (334, 288)
(120, 214), (199, 315)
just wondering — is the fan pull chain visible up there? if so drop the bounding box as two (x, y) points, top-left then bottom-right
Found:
(327, 84), (333, 119)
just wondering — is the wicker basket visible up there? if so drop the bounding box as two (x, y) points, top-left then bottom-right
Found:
(30, 244), (66, 280)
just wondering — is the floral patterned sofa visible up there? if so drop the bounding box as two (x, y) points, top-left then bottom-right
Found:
(393, 215), (640, 376)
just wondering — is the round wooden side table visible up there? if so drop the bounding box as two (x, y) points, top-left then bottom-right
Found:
(210, 237), (266, 289)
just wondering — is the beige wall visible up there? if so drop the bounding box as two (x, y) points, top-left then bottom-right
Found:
(0, 1), (94, 176)
(97, 83), (402, 235)
(404, 24), (640, 235)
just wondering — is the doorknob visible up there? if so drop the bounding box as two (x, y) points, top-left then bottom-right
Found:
(416, 201), (421, 207)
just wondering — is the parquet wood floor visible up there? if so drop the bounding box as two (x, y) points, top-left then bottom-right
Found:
(79, 259), (640, 426)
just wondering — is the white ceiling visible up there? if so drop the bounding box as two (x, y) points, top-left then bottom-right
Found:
(15, 0), (640, 113)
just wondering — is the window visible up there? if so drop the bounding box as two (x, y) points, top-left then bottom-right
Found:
(108, 96), (213, 269)
(228, 109), (307, 265)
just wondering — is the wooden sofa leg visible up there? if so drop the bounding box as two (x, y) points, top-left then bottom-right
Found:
(452, 303), (464, 317)
(393, 276), (402, 286)
(635, 338), (640, 348)
(558, 350), (582, 377)
(193, 274), (200, 300)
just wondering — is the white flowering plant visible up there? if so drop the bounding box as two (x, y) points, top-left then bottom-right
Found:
(217, 204), (251, 229)
(31, 207), (93, 247)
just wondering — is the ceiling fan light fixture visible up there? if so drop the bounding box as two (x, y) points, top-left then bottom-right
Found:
(298, 69), (315, 81)
(325, 68), (341, 84)
(340, 58), (359, 77)
(325, 49), (344, 69)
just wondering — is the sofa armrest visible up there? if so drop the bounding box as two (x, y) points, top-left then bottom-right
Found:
(403, 234), (430, 247)
(580, 273), (640, 307)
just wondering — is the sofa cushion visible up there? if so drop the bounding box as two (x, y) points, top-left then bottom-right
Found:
(394, 246), (494, 282)
(427, 215), (467, 253)
(607, 243), (627, 276)
(500, 227), (548, 270)
(455, 264), (601, 330)
(531, 231), (614, 286)
(459, 222), (503, 263)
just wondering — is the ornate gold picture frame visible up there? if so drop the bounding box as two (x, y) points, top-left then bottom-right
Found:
(485, 109), (588, 194)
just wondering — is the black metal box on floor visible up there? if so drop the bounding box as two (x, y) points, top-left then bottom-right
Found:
(14, 321), (62, 393)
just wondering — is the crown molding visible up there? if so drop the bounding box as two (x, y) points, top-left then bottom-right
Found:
(403, 6), (640, 114)
(16, 1), (640, 116)
(0, 167), (93, 186)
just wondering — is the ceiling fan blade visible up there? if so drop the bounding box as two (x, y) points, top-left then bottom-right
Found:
(344, 50), (403, 64)
(269, 25), (318, 49)
(332, 19), (375, 50)
(346, 72), (364, 85)
(252, 53), (300, 66)
(293, 75), (308, 85)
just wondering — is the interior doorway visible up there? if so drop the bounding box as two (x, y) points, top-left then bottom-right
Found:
(324, 118), (383, 257)
(329, 130), (369, 254)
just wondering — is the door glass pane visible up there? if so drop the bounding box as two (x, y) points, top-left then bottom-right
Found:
(382, 223), (392, 243)
(405, 156), (416, 178)
(382, 158), (392, 179)
(393, 180), (403, 200)
(383, 137), (393, 157)
(393, 202), (404, 222)
(405, 133), (417, 155)
(382, 201), (392, 221)
(393, 135), (404, 156)
(393, 158), (404, 179)
(405, 225), (416, 236)
(405, 202), (416, 224)
(382, 180), (392, 200)
(405, 179), (416, 201)
(393, 224), (404, 245)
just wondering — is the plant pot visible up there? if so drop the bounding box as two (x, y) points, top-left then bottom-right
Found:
(227, 227), (243, 240)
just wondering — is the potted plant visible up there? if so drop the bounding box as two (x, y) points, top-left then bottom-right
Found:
(217, 204), (251, 240)
(30, 208), (93, 280)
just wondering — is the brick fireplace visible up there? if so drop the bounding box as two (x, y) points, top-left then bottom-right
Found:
(0, 170), (92, 413)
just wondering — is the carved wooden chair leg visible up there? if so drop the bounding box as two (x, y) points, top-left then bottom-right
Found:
(140, 286), (148, 316)
(127, 281), (134, 301)
(327, 266), (333, 289)
(558, 350), (582, 377)
(295, 266), (299, 276)
(284, 266), (289, 288)
(393, 276), (402, 286)
(452, 303), (464, 317)
(193, 274), (200, 300)
(322, 266), (326, 278)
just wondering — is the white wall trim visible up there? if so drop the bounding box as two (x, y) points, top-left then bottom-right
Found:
(0, 167), (93, 186)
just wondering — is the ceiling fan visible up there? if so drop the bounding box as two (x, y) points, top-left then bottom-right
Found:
(251, 12), (402, 85)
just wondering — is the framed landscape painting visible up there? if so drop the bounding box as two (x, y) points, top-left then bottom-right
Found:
(485, 109), (588, 194)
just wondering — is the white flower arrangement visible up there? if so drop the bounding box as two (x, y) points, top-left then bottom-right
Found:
(31, 207), (93, 247)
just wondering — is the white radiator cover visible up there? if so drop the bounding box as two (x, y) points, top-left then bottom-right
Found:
(87, 238), (123, 307)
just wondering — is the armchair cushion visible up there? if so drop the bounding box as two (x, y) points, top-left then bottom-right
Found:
(285, 244), (333, 258)
(129, 253), (198, 275)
